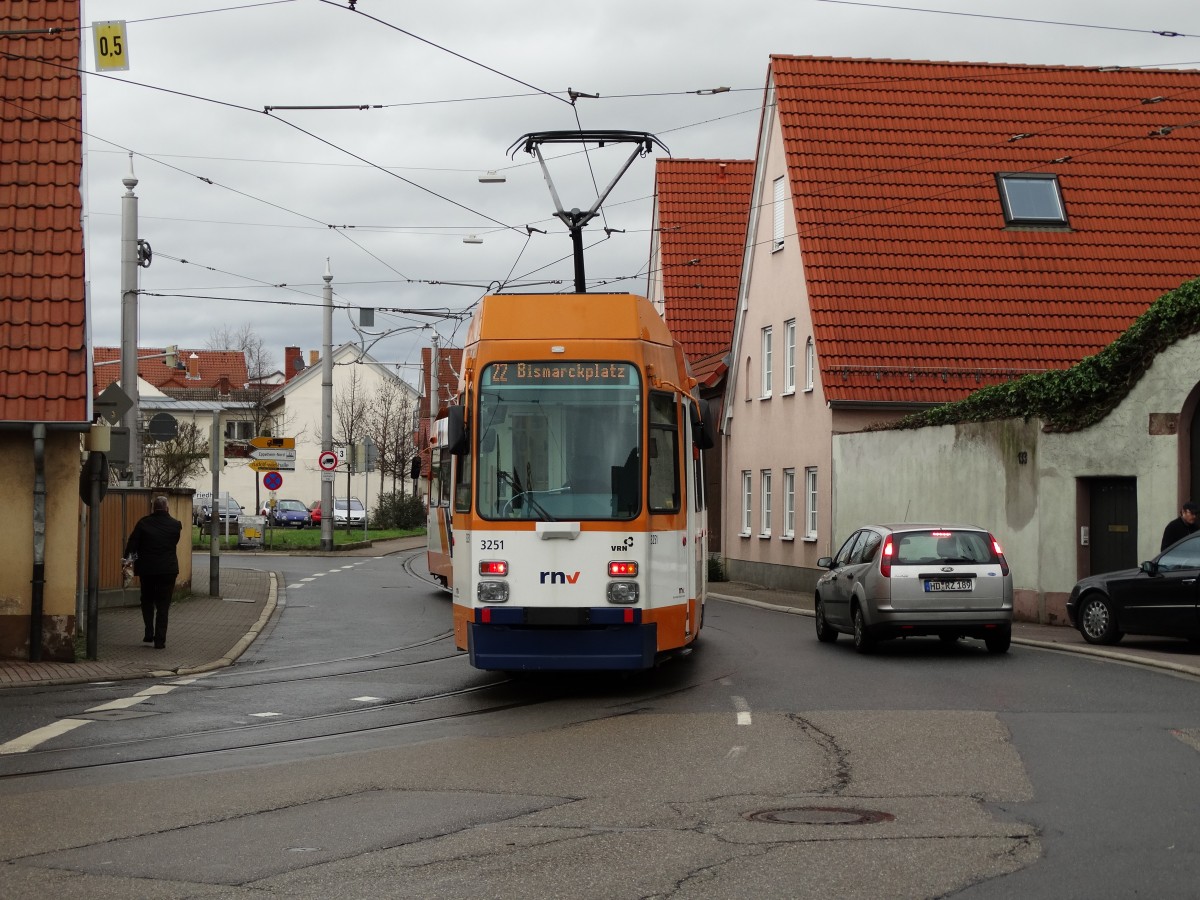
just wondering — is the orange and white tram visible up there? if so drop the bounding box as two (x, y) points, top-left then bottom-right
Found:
(444, 291), (713, 670)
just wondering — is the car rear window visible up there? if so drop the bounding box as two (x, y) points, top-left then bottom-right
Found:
(893, 530), (997, 565)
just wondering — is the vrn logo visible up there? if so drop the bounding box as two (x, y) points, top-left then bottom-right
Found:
(611, 536), (635, 552)
(540, 571), (581, 584)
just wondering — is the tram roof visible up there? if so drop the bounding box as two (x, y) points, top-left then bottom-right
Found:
(468, 293), (675, 346)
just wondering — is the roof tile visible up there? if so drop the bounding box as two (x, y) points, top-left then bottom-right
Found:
(771, 56), (1200, 404)
(0, 1), (87, 423)
(654, 159), (754, 362)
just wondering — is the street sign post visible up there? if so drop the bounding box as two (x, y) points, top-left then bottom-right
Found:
(95, 382), (133, 426)
(262, 471), (283, 491)
(318, 450), (338, 471)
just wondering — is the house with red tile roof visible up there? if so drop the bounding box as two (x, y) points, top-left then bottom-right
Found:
(722, 56), (1200, 604)
(648, 158), (754, 552)
(0, 2), (92, 660)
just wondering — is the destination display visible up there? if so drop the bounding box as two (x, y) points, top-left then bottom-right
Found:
(483, 361), (636, 387)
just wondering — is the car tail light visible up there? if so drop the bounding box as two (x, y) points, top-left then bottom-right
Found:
(479, 560), (508, 576)
(989, 533), (1010, 576)
(880, 536), (895, 577)
(608, 561), (638, 577)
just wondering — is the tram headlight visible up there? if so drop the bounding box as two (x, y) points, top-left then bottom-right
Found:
(607, 581), (639, 604)
(477, 581), (510, 604)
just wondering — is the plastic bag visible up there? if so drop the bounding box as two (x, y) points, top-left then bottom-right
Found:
(121, 557), (135, 588)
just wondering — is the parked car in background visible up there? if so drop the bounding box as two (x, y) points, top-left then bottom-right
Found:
(814, 523), (1013, 654)
(1068, 533), (1200, 646)
(269, 499), (311, 528)
(193, 496), (244, 527)
(332, 497), (365, 527)
(307, 500), (322, 525)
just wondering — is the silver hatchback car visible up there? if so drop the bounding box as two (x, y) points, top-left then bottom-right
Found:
(814, 524), (1013, 654)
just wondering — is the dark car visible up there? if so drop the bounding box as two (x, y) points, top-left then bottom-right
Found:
(269, 499), (311, 528)
(193, 496), (243, 526)
(1068, 533), (1200, 645)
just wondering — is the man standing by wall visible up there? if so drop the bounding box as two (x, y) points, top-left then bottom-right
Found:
(123, 496), (182, 649)
(1160, 501), (1199, 551)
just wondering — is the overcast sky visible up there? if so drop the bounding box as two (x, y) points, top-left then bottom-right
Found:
(79, 0), (1200, 388)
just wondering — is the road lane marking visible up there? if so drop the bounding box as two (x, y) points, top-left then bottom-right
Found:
(732, 695), (752, 726)
(352, 696), (384, 703)
(86, 696), (149, 712)
(0, 718), (91, 754)
(250, 712), (281, 718)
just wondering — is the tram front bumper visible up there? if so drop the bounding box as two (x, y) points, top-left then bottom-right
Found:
(467, 607), (657, 670)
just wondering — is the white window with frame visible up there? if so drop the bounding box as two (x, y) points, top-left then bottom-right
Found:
(783, 467), (796, 539)
(784, 319), (796, 394)
(760, 469), (772, 537)
(761, 326), (773, 398)
(804, 336), (815, 392)
(804, 466), (818, 539)
(772, 176), (787, 251)
(741, 470), (752, 536)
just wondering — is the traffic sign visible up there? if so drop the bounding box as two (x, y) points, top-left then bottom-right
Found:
(249, 459), (279, 472)
(92, 20), (129, 72)
(250, 436), (295, 450)
(95, 382), (133, 426)
(262, 471), (283, 491)
(250, 448), (296, 462)
(318, 450), (338, 471)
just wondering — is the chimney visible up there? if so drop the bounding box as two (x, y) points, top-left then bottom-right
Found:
(186, 352), (200, 380)
(284, 346), (304, 382)
(309, 349), (319, 366)
(217, 375), (232, 397)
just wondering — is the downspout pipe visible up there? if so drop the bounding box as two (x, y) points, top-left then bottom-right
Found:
(30, 424), (47, 661)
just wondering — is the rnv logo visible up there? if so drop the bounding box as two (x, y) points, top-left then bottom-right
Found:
(540, 571), (581, 584)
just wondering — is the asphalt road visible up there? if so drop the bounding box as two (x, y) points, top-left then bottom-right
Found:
(1, 551), (1198, 899)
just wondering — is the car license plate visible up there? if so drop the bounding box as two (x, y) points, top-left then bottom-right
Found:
(925, 579), (972, 592)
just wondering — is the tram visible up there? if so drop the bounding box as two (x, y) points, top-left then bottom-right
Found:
(425, 414), (453, 591)
(444, 291), (713, 670)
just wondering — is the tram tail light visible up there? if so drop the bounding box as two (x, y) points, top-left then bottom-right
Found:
(608, 561), (638, 577)
(479, 560), (508, 576)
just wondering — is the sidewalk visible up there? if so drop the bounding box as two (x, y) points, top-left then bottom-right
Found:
(708, 581), (1200, 679)
(4, 552), (1199, 686)
(0, 537), (427, 689)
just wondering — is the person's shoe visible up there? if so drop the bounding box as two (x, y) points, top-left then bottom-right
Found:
(143, 634), (154, 643)
(154, 642), (165, 649)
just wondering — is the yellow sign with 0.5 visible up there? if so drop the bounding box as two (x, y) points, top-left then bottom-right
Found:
(92, 21), (129, 72)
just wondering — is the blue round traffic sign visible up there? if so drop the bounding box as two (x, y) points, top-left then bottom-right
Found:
(262, 471), (283, 491)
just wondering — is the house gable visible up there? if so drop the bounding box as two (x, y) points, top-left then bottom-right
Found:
(765, 56), (1200, 406)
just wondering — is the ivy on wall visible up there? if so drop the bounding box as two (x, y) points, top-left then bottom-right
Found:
(888, 277), (1200, 433)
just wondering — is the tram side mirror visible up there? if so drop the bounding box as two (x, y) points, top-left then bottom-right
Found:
(690, 399), (715, 450)
(446, 405), (469, 455)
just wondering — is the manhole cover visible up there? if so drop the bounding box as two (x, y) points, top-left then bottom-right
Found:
(745, 806), (894, 826)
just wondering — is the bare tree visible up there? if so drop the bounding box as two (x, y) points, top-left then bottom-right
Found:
(207, 322), (276, 383)
(142, 420), (210, 488)
(366, 377), (417, 502)
(333, 366), (369, 507)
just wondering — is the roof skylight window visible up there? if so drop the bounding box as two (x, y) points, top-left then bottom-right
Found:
(996, 173), (1069, 228)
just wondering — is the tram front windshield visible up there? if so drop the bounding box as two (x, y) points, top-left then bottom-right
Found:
(477, 361), (641, 521)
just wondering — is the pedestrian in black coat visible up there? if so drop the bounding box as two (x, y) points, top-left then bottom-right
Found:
(1161, 501), (1200, 551)
(124, 495), (182, 649)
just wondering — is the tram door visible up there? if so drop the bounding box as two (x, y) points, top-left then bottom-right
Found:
(1087, 477), (1137, 575)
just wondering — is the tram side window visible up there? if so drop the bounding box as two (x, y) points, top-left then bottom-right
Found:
(453, 443), (472, 513)
(648, 392), (680, 513)
(431, 450), (451, 507)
